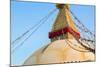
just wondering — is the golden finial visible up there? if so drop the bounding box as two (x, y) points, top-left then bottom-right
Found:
(56, 4), (69, 9)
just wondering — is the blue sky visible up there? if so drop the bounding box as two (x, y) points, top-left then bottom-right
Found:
(11, 1), (95, 66)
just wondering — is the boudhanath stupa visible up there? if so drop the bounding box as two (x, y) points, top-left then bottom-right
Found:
(23, 4), (95, 65)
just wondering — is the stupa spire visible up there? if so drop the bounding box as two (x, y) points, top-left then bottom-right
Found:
(49, 4), (80, 42)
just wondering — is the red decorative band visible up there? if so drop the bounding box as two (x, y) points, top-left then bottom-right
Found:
(49, 27), (80, 39)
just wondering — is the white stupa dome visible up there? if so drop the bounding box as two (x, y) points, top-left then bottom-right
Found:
(23, 39), (95, 65)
